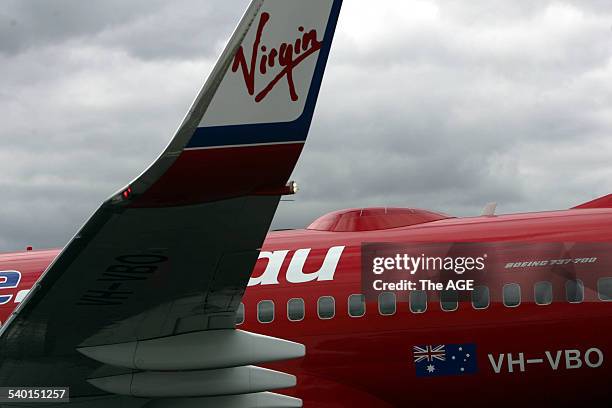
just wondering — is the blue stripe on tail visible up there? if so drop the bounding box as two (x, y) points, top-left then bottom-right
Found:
(186, 0), (343, 149)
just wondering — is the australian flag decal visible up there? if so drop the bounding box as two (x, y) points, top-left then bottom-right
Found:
(413, 344), (477, 377)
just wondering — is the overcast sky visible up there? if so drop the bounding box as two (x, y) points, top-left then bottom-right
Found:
(1, 0), (611, 251)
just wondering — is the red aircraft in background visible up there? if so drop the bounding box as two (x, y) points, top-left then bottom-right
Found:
(0, 0), (610, 407)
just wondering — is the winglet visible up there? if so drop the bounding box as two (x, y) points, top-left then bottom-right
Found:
(122, 0), (343, 208)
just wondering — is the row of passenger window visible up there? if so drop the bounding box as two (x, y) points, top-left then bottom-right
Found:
(237, 278), (612, 324)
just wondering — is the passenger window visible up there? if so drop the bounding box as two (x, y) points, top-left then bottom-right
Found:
(598, 277), (612, 301)
(410, 290), (427, 313)
(348, 294), (366, 317)
(471, 286), (490, 310)
(257, 300), (274, 323)
(534, 281), (553, 305)
(566, 279), (584, 303)
(287, 298), (305, 321)
(318, 296), (335, 319)
(503, 283), (521, 307)
(440, 290), (458, 311)
(378, 291), (396, 315)
(235, 302), (245, 325)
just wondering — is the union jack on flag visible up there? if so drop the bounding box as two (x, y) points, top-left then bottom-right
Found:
(413, 345), (446, 363)
(413, 343), (478, 377)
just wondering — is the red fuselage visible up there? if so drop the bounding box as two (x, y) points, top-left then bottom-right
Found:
(1, 207), (611, 407)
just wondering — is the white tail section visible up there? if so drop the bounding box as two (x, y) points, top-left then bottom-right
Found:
(200, 0), (337, 128)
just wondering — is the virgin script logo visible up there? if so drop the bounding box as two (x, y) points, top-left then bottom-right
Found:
(232, 12), (322, 103)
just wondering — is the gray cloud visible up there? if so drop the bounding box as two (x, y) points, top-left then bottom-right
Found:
(0, 0), (163, 54)
(0, 0), (249, 59)
(0, 0), (611, 251)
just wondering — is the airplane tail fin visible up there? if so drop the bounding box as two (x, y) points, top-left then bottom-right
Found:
(129, 0), (343, 207)
(571, 194), (612, 209)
